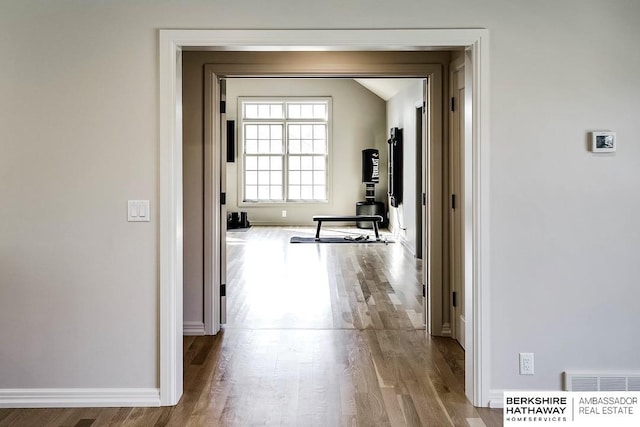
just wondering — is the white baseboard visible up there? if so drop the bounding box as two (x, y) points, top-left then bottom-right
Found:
(183, 320), (205, 335)
(488, 389), (505, 408)
(397, 233), (417, 256)
(0, 388), (161, 408)
(440, 322), (452, 337)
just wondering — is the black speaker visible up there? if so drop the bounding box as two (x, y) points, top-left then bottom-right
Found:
(228, 212), (240, 229)
(361, 149), (380, 183)
(240, 211), (249, 228)
(388, 127), (403, 207)
(226, 120), (235, 162)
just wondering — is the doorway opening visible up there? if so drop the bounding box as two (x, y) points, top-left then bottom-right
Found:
(190, 57), (444, 339)
(159, 29), (491, 407)
(218, 76), (428, 331)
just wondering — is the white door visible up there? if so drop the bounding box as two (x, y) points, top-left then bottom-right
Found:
(421, 78), (430, 330)
(450, 64), (465, 348)
(203, 68), (227, 334)
(415, 105), (422, 260)
(219, 78), (228, 326)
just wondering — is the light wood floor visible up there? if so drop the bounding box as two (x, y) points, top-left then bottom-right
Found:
(226, 226), (424, 330)
(0, 226), (502, 426)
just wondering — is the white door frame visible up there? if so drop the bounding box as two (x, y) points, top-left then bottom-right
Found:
(159, 29), (491, 407)
(449, 56), (466, 348)
(204, 66), (439, 339)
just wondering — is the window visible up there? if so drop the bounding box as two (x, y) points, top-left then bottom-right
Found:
(240, 98), (330, 203)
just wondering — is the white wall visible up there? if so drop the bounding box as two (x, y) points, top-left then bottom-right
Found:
(226, 79), (387, 225)
(386, 81), (424, 253)
(1, 0), (639, 400)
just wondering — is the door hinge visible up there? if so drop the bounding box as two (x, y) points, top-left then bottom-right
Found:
(452, 291), (457, 307)
(450, 97), (456, 112)
(422, 192), (427, 206)
(221, 192), (226, 205)
(451, 194), (457, 210)
(220, 100), (226, 114)
(422, 284), (426, 298)
(221, 284), (226, 297)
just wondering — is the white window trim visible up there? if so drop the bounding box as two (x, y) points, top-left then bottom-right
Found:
(237, 96), (333, 207)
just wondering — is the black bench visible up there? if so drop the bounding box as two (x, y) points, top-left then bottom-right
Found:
(312, 215), (383, 241)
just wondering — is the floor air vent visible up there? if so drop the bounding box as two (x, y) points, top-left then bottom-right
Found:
(564, 372), (640, 391)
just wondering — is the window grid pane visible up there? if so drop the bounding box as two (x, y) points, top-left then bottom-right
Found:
(244, 103), (284, 119)
(286, 121), (328, 200)
(287, 124), (327, 155)
(287, 154), (327, 201)
(244, 154), (284, 201)
(287, 102), (328, 120)
(242, 99), (329, 203)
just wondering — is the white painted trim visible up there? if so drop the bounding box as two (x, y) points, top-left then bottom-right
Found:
(440, 322), (453, 337)
(203, 66), (222, 335)
(183, 321), (205, 336)
(397, 232), (415, 256)
(470, 33), (491, 407)
(0, 388), (160, 408)
(159, 28), (490, 407)
(159, 30), (183, 407)
(488, 390), (505, 408)
(160, 29), (488, 50)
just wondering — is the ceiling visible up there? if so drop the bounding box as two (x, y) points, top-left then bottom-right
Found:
(354, 78), (420, 101)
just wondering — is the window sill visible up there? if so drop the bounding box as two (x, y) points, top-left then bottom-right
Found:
(238, 200), (329, 208)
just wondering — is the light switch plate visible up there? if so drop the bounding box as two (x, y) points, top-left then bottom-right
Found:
(128, 200), (150, 222)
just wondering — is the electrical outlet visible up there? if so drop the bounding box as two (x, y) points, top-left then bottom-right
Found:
(281, 210), (287, 218)
(519, 353), (534, 375)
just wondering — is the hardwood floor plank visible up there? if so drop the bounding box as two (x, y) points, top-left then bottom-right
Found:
(379, 388), (405, 426)
(1, 408), (68, 427)
(467, 418), (489, 427)
(476, 407), (503, 427)
(399, 394), (423, 427)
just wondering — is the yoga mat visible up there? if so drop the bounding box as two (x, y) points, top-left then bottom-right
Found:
(290, 236), (393, 244)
